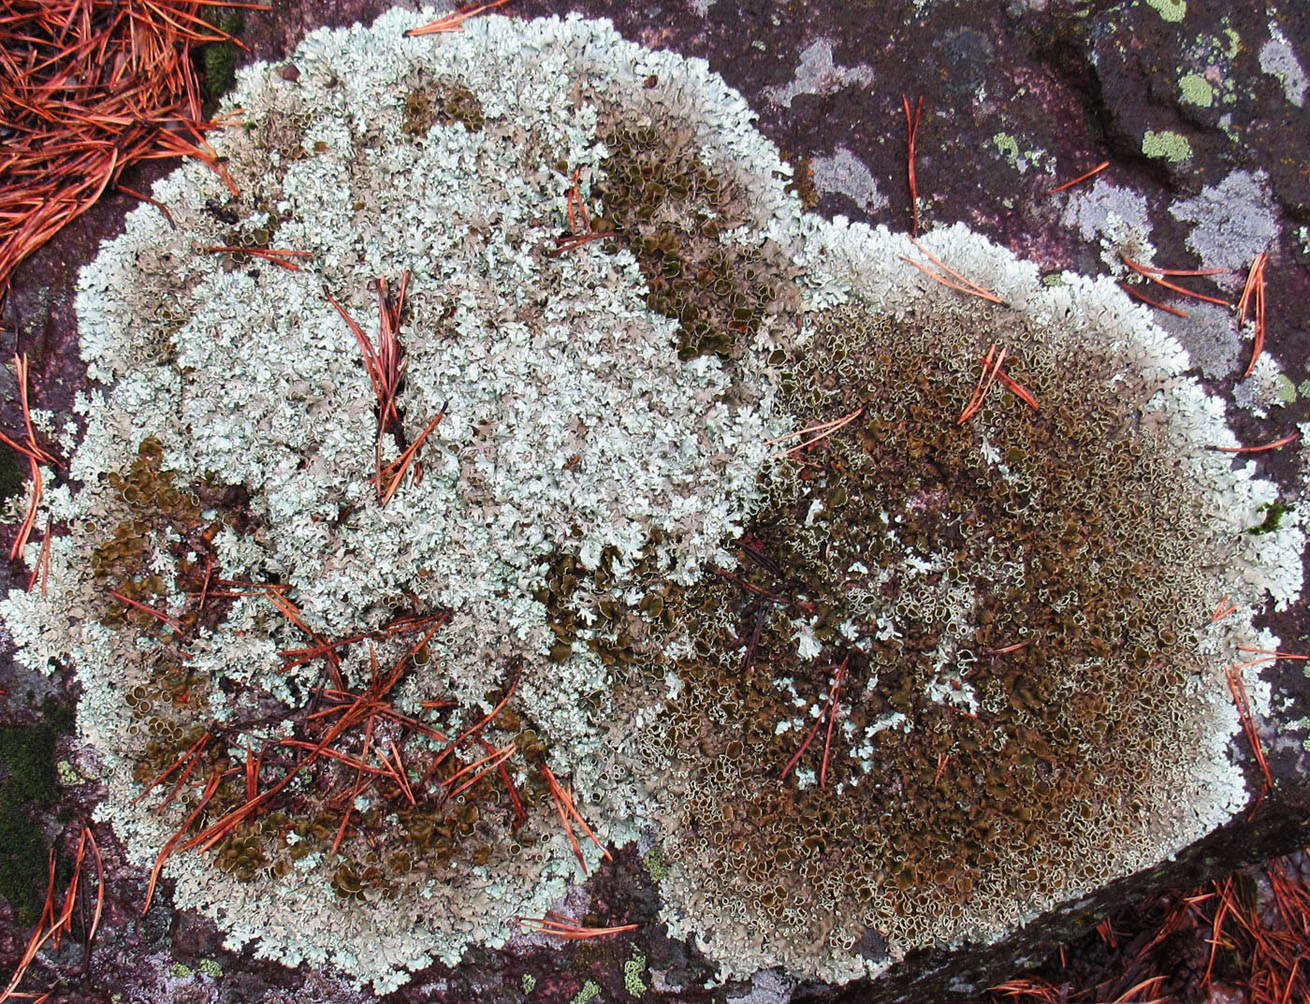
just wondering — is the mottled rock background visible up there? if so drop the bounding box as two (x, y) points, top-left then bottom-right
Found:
(1, 1), (1306, 1001)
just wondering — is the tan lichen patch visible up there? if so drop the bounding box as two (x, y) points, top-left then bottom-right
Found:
(594, 117), (799, 361)
(646, 293), (1256, 974)
(403, 79), (485, 136)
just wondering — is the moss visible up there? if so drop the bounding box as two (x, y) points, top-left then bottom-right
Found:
(642, 845), (669, 882)
(0, 705), (69, 923)
(1248, 501), (1287, 535)
(201, 10), (244, 104)
(0, 443), (25, 508)
(197, 958), (223, 979)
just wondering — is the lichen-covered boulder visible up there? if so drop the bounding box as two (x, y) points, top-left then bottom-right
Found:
(1, 5), (1303, 999)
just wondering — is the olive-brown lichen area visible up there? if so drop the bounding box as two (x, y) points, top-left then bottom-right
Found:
(650, 298), (1224, 969)
(594, 114), (799, 361)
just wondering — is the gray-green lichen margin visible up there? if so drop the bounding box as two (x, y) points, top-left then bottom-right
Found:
(0, 3), (1302, 994)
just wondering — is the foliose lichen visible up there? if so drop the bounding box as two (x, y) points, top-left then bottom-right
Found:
(0, 2), (1303, 994)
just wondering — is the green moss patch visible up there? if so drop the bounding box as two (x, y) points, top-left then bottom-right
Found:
(0, 706), (69, 923)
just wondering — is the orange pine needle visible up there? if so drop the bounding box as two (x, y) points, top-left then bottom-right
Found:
(819, 656), (848, 789)
(1107, 975), (1166, 1004)
(27, 517), (53, 594)
(1121, 282), (1188, 317)
(446, 744), (515, 801)
(543, 765), (587, 874)
(1225, 665), (1272, 796)
(995, 369), (1039, 412)
(770, 405), (864, 458)
(205, 246), (312, 271)
(1208, 430), (1298, 454)
(542, 764), (610, 874)
(108, 588), (184, 631)
(958, 343), (1008, 424)
(0, 826), (104, 1004)
(549, 230), (620, 255)
(1235, 646), (1309, 662)
(7, 354), (60, 564)
(932, 752), (949, 785)
(902, 93), (923, 236)
(479, 735), (528, 828)
(379, 406), (446, 507)
(1122, 256), (1232, 307)
(388, 742), (415, 805)
(1209, 595), (1238, 622)
(516, 914), (638, 939)
(779, 704), (826, 783)
(403, 0), (514, 36)
(143, 769), (222, 914)
(117, 184), (176, 227)
(904, 236), (1004, 304)
(1236, 253), (1269, 379)
(440, 741), (515, 795)
(982, 640), (1030, 656)
(1048, 159), (1109, 194)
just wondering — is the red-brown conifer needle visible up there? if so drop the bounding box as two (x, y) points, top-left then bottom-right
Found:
(0, 0), (270, 310)
(1225, 665), (1272, 797)
(27, 517), (52, 594)
(542, 764), (610, 874)
(143, 769), (222, 914)
(1122, 282), (1188, 318)
(903, 237), (1004, 305)
(380, 405), (446, 508)
(958, 343), (1008, 424)
(7, 353), (60, 563)
(516, 913), (638, 939)
(1209, 595), (1238, 622)
(995, 368), (1039, 412)
(1048, 159), (1109, 194)
(1121, 256), (1232, 307)
(819, 656), (849, 789)
(403, 0), (513, 36)
(903, 93), (923, 235)
(768, 405), (864, 458)
(1208, 430), (1298, 454)
(1236, 252), (1269, 378)
(206, 246), (312, 271)
(108, 589), (184, 631)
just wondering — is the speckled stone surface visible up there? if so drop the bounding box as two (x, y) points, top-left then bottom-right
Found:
(1, 2), (1306, 1002)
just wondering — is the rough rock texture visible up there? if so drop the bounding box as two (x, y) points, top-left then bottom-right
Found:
(1, 2), (1307, 1003)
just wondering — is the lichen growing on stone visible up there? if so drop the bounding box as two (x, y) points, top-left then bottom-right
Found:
(2, 8), (796, 991)
(639, 220), (1303, 981)
(0, 3), (1303, 995)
